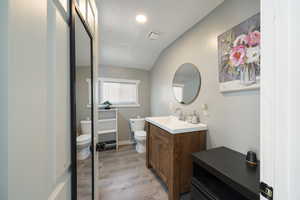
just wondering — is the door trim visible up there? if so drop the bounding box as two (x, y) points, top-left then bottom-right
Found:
(261, 0), (290, 199)
(70, 1), (95, 199)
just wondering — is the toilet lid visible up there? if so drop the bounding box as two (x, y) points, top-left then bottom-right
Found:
(77, 135), (91, 142)
(135, 130), (146, 137)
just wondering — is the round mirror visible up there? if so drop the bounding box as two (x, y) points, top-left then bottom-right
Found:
(172, 63), (201, 104)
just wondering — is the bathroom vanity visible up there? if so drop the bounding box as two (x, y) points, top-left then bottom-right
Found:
(145, 116), (207, 200)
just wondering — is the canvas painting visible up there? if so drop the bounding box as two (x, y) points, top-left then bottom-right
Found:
(218, 13), (260, 92)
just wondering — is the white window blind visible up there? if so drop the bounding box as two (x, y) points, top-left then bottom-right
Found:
(99, 78), (140, 107)
(173, 85), (183, 102)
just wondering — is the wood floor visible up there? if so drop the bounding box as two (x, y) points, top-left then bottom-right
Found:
(77, 145), (190, 200)
(77, 156), (93, 200)
(98, 145), (190, 200)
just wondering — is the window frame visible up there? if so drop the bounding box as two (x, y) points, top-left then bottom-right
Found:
(98, 77), (141, 108)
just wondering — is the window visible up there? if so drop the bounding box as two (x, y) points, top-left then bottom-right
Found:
(98, 78), (140, 107)
(172, 84), (184, 102)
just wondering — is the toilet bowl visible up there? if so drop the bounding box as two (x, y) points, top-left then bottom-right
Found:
(134, 130), (147, 153)
(130, 118), (146, 153)
(77, 120), (91, 160)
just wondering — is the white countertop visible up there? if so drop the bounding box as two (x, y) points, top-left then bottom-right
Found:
(145, 116), (207, 134)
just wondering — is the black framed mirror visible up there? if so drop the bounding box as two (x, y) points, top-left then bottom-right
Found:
(70, 1), (94, 200)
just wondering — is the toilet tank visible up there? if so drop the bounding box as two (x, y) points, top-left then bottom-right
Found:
(80, 120), (91, 135)
(130, 118), (145, 132)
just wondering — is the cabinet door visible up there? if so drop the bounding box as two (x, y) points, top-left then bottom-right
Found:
(158, 139), (171, 185)
(149, 125), (161, 169)
(149, 133), (158, 169)
(149, 133), (155, 167)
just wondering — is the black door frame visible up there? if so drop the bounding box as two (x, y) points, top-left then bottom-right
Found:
(70, 1), (95, 199)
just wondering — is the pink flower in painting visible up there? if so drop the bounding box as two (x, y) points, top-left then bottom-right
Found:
(247, 31), (260, 46)
(246, 46), (260, 63)
(233, 34), (249, 47)
(230, 45), (246, 67)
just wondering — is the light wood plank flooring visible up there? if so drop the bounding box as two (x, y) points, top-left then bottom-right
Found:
(98, 145), (190, 200)
(77, 157), (93, 200)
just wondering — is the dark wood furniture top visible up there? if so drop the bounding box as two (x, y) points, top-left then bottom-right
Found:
(192, 147), (260, 200)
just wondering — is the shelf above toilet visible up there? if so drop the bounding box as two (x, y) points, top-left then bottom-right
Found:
(98, 118), (116, 123)
(97, 129), (117, 135)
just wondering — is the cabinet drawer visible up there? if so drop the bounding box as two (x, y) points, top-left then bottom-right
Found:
(151, 125), (171, 144)
(149, 124), (160, 136)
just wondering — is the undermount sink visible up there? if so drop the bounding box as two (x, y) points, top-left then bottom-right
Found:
(145, 116), (207, 134)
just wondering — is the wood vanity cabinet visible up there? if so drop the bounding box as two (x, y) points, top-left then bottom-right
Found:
(146, 122), (207, 200)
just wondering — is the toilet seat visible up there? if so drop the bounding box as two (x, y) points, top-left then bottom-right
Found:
(77, 134), (91, 145)
(134, 130), (146, 140)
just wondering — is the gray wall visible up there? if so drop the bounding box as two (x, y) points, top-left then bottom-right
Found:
(99, 66), (151, 141)
(150, 0), (260, 156)
(76, 66), (92, 135)
(0, 0), (8, 199)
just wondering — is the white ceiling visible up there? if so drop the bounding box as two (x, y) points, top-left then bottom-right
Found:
(96, 0), (224, 70)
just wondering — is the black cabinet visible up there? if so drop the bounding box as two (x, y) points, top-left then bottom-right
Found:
(191, 147), (260, 200)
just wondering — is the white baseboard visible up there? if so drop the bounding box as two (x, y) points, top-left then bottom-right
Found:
(118, 140), (135, 146)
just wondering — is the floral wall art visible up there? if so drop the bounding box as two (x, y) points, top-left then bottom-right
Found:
(218, 13), (260, 92)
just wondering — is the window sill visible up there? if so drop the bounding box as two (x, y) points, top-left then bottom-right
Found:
(113, 104), (141, 108)
(86, 104), (141, 108)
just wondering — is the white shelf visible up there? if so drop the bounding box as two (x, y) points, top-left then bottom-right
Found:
(97, 129), (117, 135)
(98, 118), (116, 123)
(99, 109), (117, 112)
(97, 109), (119, 151)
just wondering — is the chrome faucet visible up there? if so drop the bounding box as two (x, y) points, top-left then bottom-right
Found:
(175, 108), (185, 121)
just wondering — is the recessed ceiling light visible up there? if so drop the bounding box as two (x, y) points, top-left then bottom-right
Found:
(136, 14), (147, 24)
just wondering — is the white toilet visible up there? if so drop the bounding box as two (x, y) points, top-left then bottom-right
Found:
(77, 120), (92, 160)
(130, 118), (147, 153)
